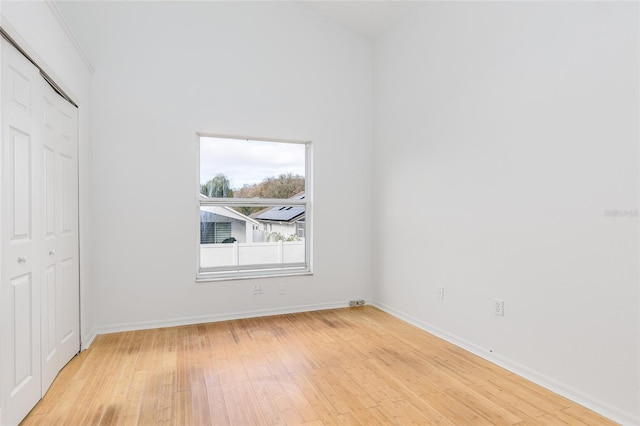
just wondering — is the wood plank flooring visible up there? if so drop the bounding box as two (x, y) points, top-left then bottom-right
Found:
(22, 306), (614, 425)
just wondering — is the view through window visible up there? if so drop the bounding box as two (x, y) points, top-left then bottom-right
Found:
(198, 135), (310, 279)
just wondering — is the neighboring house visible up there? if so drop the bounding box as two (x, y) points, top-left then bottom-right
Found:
(200, 196), (261, 244)
(251, 192), (306, 239)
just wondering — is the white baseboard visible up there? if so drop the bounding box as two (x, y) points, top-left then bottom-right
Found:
(81, 327), (97, 351)
(373, 301), (639, 426)
(94, 301), (351, 335)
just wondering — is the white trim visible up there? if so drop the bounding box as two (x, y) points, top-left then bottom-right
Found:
(198, 132), (310, 145)
(197, 271), (313, 283)
(94, 301), (351, 335)
(196, 134), (202, 279)
(304, 142), (313, 273)
(45, 0), (94, 74)
(372, 301), (640, 426)
(198, 267), (311, 282)
(81, 327), (97, 351)
(200, 198), (306, 207)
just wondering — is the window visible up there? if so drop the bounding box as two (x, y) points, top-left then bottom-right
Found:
(197, 134), (311, 280)
(200, 222), (231, 244)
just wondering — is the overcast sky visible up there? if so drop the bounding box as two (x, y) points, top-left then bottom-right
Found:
(200, 137), (306, 189)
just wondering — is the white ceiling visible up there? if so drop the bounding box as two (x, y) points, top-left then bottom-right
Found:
(299, 1), (414, 39)
(57, 1), (415, 55)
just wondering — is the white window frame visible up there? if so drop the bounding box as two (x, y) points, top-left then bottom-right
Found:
(196, 133), (312, 281)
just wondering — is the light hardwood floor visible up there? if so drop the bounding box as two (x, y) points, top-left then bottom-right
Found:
(22, 306), (614, 425)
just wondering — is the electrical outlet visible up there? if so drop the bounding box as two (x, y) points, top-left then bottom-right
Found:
(279, 284), (286, 295)
(252, 285), (263, 295)
(437, 286), (445, 300)
(494, 299), (504, 316)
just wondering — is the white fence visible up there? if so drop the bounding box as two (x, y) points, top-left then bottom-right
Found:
(200, 241), (305, 268)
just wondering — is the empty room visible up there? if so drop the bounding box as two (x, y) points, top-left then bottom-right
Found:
(0, 1), (638, 425)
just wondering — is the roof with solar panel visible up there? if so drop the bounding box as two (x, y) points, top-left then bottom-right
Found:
(251, 192), (306, 223)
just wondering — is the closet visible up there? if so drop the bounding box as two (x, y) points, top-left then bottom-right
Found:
(0, 38), (80, 426)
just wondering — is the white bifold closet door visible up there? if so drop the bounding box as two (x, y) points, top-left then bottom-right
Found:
(40, 59), (80, 396)
(1, 39), (79, 426)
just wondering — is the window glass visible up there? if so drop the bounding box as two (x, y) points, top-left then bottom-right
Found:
(198, 135), (310, 280)
(200, 137), (305, 199)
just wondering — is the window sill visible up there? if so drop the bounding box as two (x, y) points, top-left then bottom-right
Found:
(196, 270), (313, 283)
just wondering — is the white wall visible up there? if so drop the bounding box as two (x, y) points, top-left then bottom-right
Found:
(373, 2), (639, 423)
(1, 1), (94, 348)
(59, 1), (373, 330)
